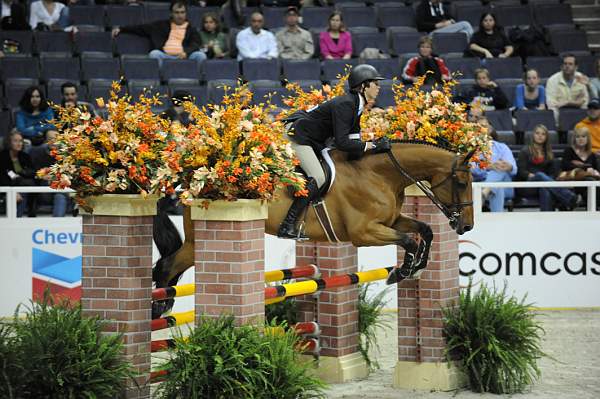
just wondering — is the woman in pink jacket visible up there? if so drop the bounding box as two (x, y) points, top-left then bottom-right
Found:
(319, 11), (352, 60)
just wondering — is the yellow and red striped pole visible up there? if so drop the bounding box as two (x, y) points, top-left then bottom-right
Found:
(265, 266), (393, 305)
(150, 310), (194, 331)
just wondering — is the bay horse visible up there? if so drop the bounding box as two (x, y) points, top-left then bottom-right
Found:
(152, 141), (475, 318)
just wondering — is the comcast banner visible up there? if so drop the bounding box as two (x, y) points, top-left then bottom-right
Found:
(459, 212), (600, 308)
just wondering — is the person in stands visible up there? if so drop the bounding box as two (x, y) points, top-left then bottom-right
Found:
(15, 85), (56, 145)
(468, 13), (513, 59)
(415, 0), (473, 39)
(0, 129), (35, 217)
(111, 1), (204, 66)
(236, 10), (278, 61)
(402, 36), (450, 85)
(198, 12), (228, 59)
(515, 68), (546, 111)
(464, 68), (510, 111)
(319, 11), (352, 60)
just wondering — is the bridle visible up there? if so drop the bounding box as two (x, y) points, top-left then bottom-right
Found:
(386, 149), (473, 227)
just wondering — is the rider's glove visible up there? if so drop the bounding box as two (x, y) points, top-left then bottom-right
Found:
(371, 137), (391, 153)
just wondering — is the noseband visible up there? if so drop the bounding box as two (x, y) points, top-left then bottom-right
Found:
(386, 151), (473, 226)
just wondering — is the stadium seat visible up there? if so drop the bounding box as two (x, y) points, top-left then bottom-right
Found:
(81, 57), (121, 82)
(432, 32), (468, 56)
(301, 7), (333, 29)
(161, 59), (201, 85)
(498, 81), (519, 107)
(121, 57), (160, 81)
(73, 32), (114, 56)
(87, 79), (120, 104)
(558, 109), (588, 133)
(263, 7), (287, 29)
(4, 79), (39, 108)
(69, 5), (105, 27)
(242, 59), (280, 81)
(282, 59), (321, 82)
(249, 80), (284, 107)
(496, 130), (517, 145)
(167, 83), (208, 107)
(106, 6), (145, 27)
(352, 32), (388, 57)
(0, 31), (33, 55)
(186, 6), (221, 27)
(335, 5), (376, 28)
(366, 59), (401, 80)
(128, 82), (168, 101)
(114, 34), (152, 56)
(203, 59), (240, 82)
(388, 30), (425, 56)
(375, 80), (395, 108)
(454, 5), (491, 28)
(484, 58), (523, 80)
(40, 57), (81, 83)
(0, 58), (39, 81)
(444, 57), (480, 80)
(207, 79), (237, 104)
(375, 5), (416, 29)
(144, 4), (170, 23)
(486, 109), (514, 132)
(525, 57), (561, 79)
(494, 5), (532, 28)
(533, 3), (573, 26)
(550, 30), (590, 56)
(321, 59), (359, 82)
(34, 31), (73, 55)
(515, 109), (557, 132)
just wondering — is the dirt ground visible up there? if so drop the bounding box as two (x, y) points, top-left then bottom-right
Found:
(152, 310), (599, 398)
(324, 310), (600, 399)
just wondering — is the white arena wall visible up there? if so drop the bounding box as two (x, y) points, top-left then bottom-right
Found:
(2, 210), (599, 317)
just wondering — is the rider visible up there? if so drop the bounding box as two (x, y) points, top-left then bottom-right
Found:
(278, 64), (392, 239)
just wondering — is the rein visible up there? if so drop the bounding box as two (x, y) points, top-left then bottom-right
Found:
(385, 149), (472, 225)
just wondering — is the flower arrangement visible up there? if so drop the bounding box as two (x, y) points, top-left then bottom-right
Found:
(37, 82), (169, 204)
(279, 69), (491, 166)
(155, 83), (307, 205)
(361, 76), (491, 166)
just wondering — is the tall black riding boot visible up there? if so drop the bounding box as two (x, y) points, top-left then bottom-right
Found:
(277, 178), (319, 240)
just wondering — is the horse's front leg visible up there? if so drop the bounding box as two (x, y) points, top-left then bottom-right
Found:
(393, 215), (433, 279)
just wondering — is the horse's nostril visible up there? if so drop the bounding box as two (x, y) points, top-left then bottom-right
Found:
(464, 225), (473, 232)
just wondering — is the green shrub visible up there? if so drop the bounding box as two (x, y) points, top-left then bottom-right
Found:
(442, 281), (545, 394)
(358, 283), (392, 370)
(155, 315), (326, 399)
(1, 292), (135, 399)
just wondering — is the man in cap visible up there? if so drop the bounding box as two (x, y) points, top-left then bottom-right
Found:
(276, 6), (314, 60)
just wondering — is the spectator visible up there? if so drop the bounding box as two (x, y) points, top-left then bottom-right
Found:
(468, 13), (513, 59)
(515, 68), (546, 111)
(199, 12), (228, 59)
(61, 82), (97, 116)
(161, 90), (193, 127)
(588, 58), (600, 100)
(517, 124), (580, 211)
(1, 0), (29, 31)
(402, 36), (450, 85)
(575, 98), (600, 155)
(546, 54), (589, 120)
(236, 11), (278, 61)
(415, 0), (473, 39)
(29, 129), (70, 217)
(29, 0), (74, 32)
(319, 11), (352, 60)
(15, 86), (56, 145)
(464, 68), (510, 111)
(111, 1), (205, 66)
(471, 116), (517, 212)
(559, 126), (600, 180)
(0, 129), (35, 217)
(276, 6), (314, 60)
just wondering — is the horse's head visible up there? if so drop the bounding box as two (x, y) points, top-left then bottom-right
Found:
(429, 150), (475, 235)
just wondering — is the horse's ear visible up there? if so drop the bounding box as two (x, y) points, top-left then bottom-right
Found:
(462, 150), (476, 164)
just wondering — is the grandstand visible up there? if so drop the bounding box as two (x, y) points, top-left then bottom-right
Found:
(0, 0), (598, 212)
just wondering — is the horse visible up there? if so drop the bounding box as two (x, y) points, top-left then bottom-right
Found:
(151, 141), (475, 318)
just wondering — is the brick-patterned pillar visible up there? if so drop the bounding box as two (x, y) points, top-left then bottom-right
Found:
(393, 193), (463, 390)
(191, 199), (267, 326)
(81, 195), (156, 399)
(296, 241), (367, 383)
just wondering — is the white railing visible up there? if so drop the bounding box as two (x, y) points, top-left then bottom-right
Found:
(1, 182), (599, 220)
(472, 181), (600, 214)
(0, 186), (75, 219)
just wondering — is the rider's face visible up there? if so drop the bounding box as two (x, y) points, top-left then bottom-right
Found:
(363, 80), (380, 103)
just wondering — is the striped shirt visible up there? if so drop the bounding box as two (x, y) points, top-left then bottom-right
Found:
(163, 22), (188, 56)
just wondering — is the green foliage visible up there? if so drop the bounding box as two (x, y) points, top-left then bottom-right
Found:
(266, 291), (299, 326)
(0, 292), (135, 399)
(358, 283), (392, 370)
(442, 281), (546, 394)
(155, 315), (326, 399)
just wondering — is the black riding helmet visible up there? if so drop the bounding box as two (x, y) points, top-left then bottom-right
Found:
(348, 64), (385, 90)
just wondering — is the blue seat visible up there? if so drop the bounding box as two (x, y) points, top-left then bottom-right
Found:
(335, 6), (376, 28)
(524, 57), (561, 79)
(494, 5), (532, 28)
(444, 57), (480, 80)
(558, 109), (588, 132)
(321, 59), (358, 82)
(87, 79), (120, 104)
(388, 30), (425, 56)
(301, 7), (333, 29)
(484, 58), (523, 80)
(375, 80), (395, 108)
(0, 31), (33, 55)
(352, 32), (388, 57)
(486, 109), (514, 132)
(121, 57), (160, 81)
(550, 30), (590, 55)
(533, 3), (573, 26)
(187, 6), (221, 27)
(128, 82), (168, 101)
(106, 6), (144, 27)
(515, 110), (556, 132)
(207, 79), (237, 104)
(144, 4), (170, 23)
(250, 80), (284, 107)
(203, 59), (239, 82)
(114, 34), (152, 55)
(161, 59), (201, 84)
(168, 83), (208, 107)
(363, 59), (400, 80)
(34, 31), (73, 55)
(74, 32), (114, 55)
(40, 57), (81, 83)
(263, 7), (287, 29)
(81, 57), (121, 82)
(69, 5), (105, 26)
(282, 59), (321, 82)
(376, 5), (415, 29)
(454, 5), (491, 27)
(432, 32), (468, 55)
(242, 59), (280, 81)
(0, 58), (39, 81)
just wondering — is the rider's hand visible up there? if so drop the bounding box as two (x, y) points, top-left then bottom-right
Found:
(371, 137), (391, 153)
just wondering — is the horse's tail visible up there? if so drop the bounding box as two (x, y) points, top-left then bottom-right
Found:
(152, 197), (183, 286)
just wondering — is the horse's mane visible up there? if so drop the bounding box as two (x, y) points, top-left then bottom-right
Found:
(390, 139), (457, 154)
